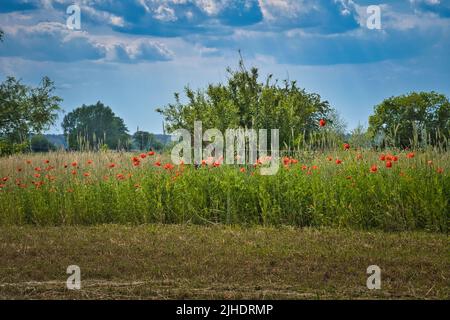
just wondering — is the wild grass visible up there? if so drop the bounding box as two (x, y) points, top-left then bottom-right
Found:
(0, 149), (448, 232)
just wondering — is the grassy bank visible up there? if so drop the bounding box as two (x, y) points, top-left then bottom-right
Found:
(0, 225), (448, 299)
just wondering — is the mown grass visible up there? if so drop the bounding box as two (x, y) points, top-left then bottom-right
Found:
(0, 149), (448, 231)
(0, 225), (448, 299)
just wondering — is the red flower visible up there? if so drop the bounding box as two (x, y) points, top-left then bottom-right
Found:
(164, 163), (175, 170)
(44, 160), (50, 164)
(319, 119), (326, 127)
(385, 155), (392, 161)
(132, 156), (139, 162)
(133, 161), (140, 167)
(406, 152), (415, 159)
(87, 160), (93, 165)
(83, 172), (90, 177)
(35, 167), (42, 172)
(392, 156), (398, 162)
(108, 163), (116, 168)
(343, 143), (350, 150)
(2, 177), (8, 182)
(385, 161), (392, 168)
(370, 165), (378, 173)
(335, 159), (342, 165)
(71, 162), (78, 167)
(148, 151), (155, 156)
(155, 161), (161, 167)
(379, 154), (386, 161)
(201, 160), (207, 166)
(71, 170), (77, 175)
(34, 173), (41, 178)
(283, 157), (291, 166)
(140, 153), (147, 159)
(116, 174), (125, 180)
(213, 161), (221, 168)
(437, 168), (444, 174)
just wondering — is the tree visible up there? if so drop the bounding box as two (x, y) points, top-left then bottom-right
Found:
(31, 134), (57, 152)
(132, 130), (163, 151)
(0, 76), (62, 155)
(62, 101), (129, 150)
(368, 92), (450, 148)
(156, 58), (332, 150)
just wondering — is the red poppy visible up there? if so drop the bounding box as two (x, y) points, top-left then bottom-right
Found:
(335, 159), (342, 165)
(406, 152), (415, 159)
(213, 161), (221, 168)
(83, 172), (90, 177)
(35, 167), (41, 172)
(385, 155), (393, 161)
(319, 119), (326, 127)
(71, 162), (78, 167)
(71, 170), (77, 175)
(116, 174), (125, 180)
(148, 151), (155, 156)
(108, 163), (116, 168)
(164, 163), (175, 170)
(133, 161), (140, 167)
(34, 173), (41, 178)
(201, 160), (207, 166)
(437, 168), (444, 174)
(379, 154), (386, 161)
(44, 160), (50, 164)
(311, 165), (319, 170)
(240, 167), (246, 173)
(343, 143), (350, 150)
(87, 160), (93, 165)
(385, 161), (392, 168)
(283, 157), (291, 166)
(2, 177), (8, 182)
(155, 161), (161, 167)
(140, 153), (147, 159)
(370, 165), (378, 172)
(392, 156), (398, 162)
(301, 165), (307, 170)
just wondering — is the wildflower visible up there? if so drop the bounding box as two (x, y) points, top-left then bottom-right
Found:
(140, 153), (147, 159)
(71, 170), (77, 175)
(148, 151), (155, 156)
(319, 119), (326, 127)
(343, 143), (350, 150)
(34, 173), (41, 178)
(301, 165), (307, 170)
(379, 154), (386, 161)
(406, 152), (415, 159)
(155, 161), (161, 167)
(71, 162), (78, 167)
(132, 156), (140, 162)
(83, 172), (90, 177)
(108, 163), (116, 168)
(164, 163), (175, 170)
(392, 156), (398, 162)
(290, 158), (298, 164)
(437, 168), (444, 174)
(26, 160), (32, 164)
(385, 155), (393, 161)
(44, 160), (50, 164)
(133, 161), (140, 167)
(240, 167), (246, 173)
(116, 174), (125, 180)
(427, 160), (433, 166)
(283, 157), (291, 166)
(356, 154), (363, 160)
(311, 165), (319, 170)
(327, 156), (333, 161)
(87, 160), (93, 165)
(335, 159), (342, 165)
(370, 165), (378, 173)
(213, 161), (221, 168)
(35, 167), (42, 172)
(386, 161), (392, 168)
(201, 160), (207, 166)
(2, 177), (8, 182)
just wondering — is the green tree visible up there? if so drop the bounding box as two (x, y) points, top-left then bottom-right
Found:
(368, 92), (450, 148)
(31, 134), (57, 152)
(132, 130), (164, 151)
(156, 59), (332, 150)
(62, 101), (129, 150)
(0, 76), (62, 155)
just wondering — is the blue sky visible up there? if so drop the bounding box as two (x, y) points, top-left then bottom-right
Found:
(0, 0), (449, 134)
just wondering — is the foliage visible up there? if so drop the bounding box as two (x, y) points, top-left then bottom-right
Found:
(156, 59), (333, 150)
(31, 135), (57, 152)
(368, 91), (450, 149)
(132, 131), (163, 151)
(0, 76), (62, 155)
(62, 101), (130, 151)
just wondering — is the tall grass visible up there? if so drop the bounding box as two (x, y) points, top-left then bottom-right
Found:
(0, 149), (448, 232)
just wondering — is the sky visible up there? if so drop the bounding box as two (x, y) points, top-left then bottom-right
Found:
(0, 0), (449, 135)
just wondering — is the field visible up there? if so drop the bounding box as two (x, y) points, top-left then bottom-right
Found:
(0, 149), (448, 299)
(0, 149), (448, 231)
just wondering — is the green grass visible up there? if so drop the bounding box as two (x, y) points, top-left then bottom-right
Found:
(0, 225), (448, 299)
(0, 150), (449, 231)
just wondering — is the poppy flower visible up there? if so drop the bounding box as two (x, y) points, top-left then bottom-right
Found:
(34, 173), (41, 178)
(343, 143), (350, 150)
(35, 167), (42, 172)
(283, 157), (291, 166)
(437, 168), (444, 174)
(132, 156), (139, 162)
(301, 165), (307, 170)
(83, 172), (90, 177)
(201, 160), (207, 166)
(319, 119), (326, 127)
(406, 152), (415, 159)
(140, 153), (147, 159)
(71, 162), (77, 167)
(108, 163), (116, 168)
(335, 159), (342, 165)
(311, 165), (319, 170)
(164, 163), (175, 170)
(290, 158), (298, 164)
(155, 161), (161, 167)
(385, 161), (392, 168)
(133, 161), (140, 167)
(44, 160), (50, 164)
(213, 161), (221, 168)
(370, 165), (378, 173)
(116, 174), (125, 180)
(2, 177), (8, 182)
(385, 155), (393, 161)
(379, 154), (386, 161)
(87, 160), (93, 165)
(71, 170), (77, 175)
(392, 156), (398, 162)
(240, 167), (246, 173)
